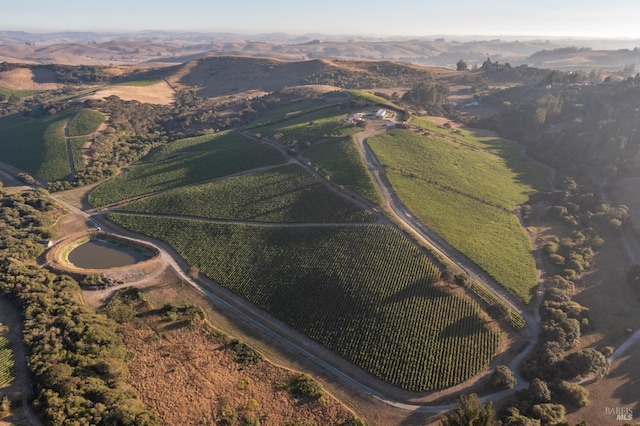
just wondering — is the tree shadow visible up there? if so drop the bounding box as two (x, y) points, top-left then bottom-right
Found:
(383, 277), (448, 306)
(439, 315), (487, 338)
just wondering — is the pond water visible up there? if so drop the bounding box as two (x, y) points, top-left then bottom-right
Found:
(67, 238), (153, 269)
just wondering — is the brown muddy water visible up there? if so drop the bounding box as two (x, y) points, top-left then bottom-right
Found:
(67, 238), (153, 269)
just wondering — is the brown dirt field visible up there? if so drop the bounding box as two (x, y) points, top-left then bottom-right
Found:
(115, 292), (357, 426)
(571, 231), (640, 349)
(0, 68), (61, 90)
(565, 350), (640, 425)
(84, 81), (175, 105)
(560, 226), (640, 423)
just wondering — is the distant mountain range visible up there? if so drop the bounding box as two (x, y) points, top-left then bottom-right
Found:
(1, 31), (639, 71)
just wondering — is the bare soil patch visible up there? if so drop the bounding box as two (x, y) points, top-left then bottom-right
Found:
(115, 292), (356, 425)
(84, 81), (175, 105)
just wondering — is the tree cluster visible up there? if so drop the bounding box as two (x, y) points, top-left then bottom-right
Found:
(401, 81), (450, 115)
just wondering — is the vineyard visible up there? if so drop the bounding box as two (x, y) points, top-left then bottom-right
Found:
(0, 337), (14, 386)
(303, 137), (382, 204)
(0, 109), (75, 181)
(385, 169), (537, 303)
(368, 125), (545, 303)
(251, 106), (359, 144)
(243, 97), (344, 129)
(109, 213), (501, 391)
(368, 129), (545, 209)
(67, 108), (104, 136)
(88, 132), (286, 207)
(69, 136), (87, 171)
(116, 164), (376, 223)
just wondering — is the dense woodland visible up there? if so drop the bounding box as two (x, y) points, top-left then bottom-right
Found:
(477, 70), (640, 179)
(0, 186), (158, 425)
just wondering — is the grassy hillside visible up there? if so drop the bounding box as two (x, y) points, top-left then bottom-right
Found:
(304, 137), (382, 204)
(388, 172), (537, 303)
(368, 124), (548, 303)
(369, 129), (543, 209)
(89, 131), (286, 207)
(116, 164), (376, 223)
(0, 110), (74, 181)
(109, 214), (500, 392)
(67, 108), (104, 136)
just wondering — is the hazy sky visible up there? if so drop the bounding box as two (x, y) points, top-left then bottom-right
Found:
(3, 0), (640, 38)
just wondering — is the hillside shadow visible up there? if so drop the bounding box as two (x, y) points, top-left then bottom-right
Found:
(478, 137), (551, 200)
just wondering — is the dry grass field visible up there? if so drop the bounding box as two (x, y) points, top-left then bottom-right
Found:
(89, 268), (359, 426)
(84, 80), (175, 104)
(0, 67), (61, 90)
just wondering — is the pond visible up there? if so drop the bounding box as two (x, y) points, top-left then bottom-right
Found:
(67, 238), (154, 269)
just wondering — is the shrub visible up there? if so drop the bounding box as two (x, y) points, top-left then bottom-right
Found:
(289, 374), (323, 399)
(531, 403), (566, 425)
(487, 303), (511, 321)
(229, 339), (262, 365)
(557, 380), (589, 407)
(490, 365), (517, 389)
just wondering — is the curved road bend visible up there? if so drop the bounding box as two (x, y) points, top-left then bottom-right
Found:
(1, 127), (635, 416)
(47, 193), (522, 414)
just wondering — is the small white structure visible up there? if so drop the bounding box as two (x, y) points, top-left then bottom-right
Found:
(375, 109), (387, 119)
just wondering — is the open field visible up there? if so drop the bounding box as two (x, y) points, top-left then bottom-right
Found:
(0, 67), (60, 90)
(0, 110), (75, 181)
(369, 129), (546, 209)
(88, 131), (286, 207)
(117, 164), (376, 223)
(108, 214), (500, 392)
(251, 106), (359, 143)
(0, 337), (14, 386)
(84, 80), (175, 104)
(304, 137), (382, 204)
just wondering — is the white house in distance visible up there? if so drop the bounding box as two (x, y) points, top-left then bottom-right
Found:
(375, 109), (387, 119)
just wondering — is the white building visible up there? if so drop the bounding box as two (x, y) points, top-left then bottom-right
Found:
(375, 109), (387, 118)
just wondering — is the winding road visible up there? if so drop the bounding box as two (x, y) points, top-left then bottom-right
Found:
(5, 115), (640, 422)
(48, 120), (543, 414)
